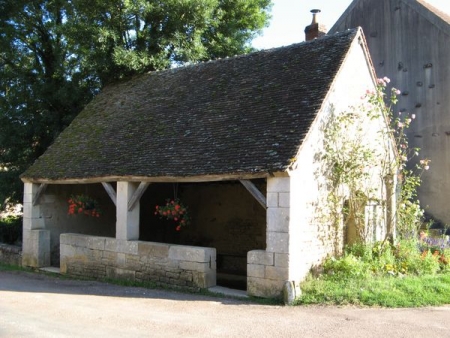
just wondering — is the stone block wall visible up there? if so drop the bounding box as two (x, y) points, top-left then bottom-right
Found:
(0, 243), (22, 266)
(247, 177), (290, 298)
(60, 234), (216, 289)
(22, 229), (50, 267)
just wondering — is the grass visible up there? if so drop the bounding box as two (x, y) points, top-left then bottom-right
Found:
(0, 262), (30, 272)
(296, 239), (450, 307)
(298, 274), (450, 307)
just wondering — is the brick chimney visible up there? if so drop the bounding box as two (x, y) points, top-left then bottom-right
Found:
(304, 9), (327, 41)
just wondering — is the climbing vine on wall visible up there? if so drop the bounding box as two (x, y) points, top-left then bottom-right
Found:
(322, 77), (429, 245)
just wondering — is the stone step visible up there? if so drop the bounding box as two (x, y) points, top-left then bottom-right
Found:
(208, 286), (248, 299)
(39, 266), (61, 274)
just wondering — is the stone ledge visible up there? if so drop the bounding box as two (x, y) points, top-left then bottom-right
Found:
(138, 241), (169, 257)
(168, 245), (214, 263)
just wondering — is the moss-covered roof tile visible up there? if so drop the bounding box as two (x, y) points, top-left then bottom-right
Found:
(22, 29), (358, 181)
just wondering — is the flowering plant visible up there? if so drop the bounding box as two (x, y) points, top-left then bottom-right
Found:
(68, 194), (101, 217)
(155, 198), (190, 231)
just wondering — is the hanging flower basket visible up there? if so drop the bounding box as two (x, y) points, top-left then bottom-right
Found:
(155, 198), (190, 231)
(68, 194), (102, 217)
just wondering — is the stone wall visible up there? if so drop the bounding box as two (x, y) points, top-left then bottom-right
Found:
(247, 176), (290, 298)
(60, 233), (216, 289)
(0, 243), (22, 266)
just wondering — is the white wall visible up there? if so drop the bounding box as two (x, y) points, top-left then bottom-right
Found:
(288, 33), (394, 281)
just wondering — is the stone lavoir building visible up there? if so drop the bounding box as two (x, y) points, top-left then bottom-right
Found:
(20, 28), (396, 299)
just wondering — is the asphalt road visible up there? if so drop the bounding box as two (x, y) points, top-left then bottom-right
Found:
(0, 270), (449, 338)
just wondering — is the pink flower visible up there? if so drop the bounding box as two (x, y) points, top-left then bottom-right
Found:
(383, 76), (391, 83)
(397, 122), (404, 128)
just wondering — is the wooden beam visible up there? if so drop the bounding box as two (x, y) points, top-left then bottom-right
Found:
(101, 182), (117, 206)
(32, 183), (48, 206)
(128, 182), (150, 211)
(21, 172), (272, 185)
(239, 180), (266, 209)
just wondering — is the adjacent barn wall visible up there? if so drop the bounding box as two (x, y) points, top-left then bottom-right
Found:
(331, 0), (450, 224)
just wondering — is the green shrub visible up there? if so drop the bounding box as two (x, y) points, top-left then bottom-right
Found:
(324, 239), (448, 280)
(0, 216), (22, 245)
(323, 253), (371, 280)
(408, 250), (441, 275)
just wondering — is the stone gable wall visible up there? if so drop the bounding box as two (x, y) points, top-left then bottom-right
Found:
(60, 233), (216, 289)
(247, 37), (392, 299)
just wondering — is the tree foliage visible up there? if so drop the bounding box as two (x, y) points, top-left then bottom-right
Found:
(0, 0), (272, 206)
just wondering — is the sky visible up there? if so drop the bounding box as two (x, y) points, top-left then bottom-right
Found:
(252, 0), (450, 49)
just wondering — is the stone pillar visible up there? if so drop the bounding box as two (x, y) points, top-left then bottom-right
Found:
(247, 177), (290, 298)
(22, 183), (50, 267)
(116, 181), (140, 240)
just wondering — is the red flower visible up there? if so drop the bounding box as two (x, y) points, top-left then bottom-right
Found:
(67, 194), (102, 217)
(176, 225), (181, 231)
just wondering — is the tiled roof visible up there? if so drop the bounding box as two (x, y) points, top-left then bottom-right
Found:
(22, 29), (359, 182)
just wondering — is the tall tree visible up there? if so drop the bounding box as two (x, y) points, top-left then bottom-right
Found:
(0, 0), (272, 206)
(0, 0), (95, 206)
(66, 0), (272, 83)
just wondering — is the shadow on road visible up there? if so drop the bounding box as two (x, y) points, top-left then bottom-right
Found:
(0, 270), (260, 306)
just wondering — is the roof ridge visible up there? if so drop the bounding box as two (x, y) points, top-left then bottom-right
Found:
(104, 29), (360, 91)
